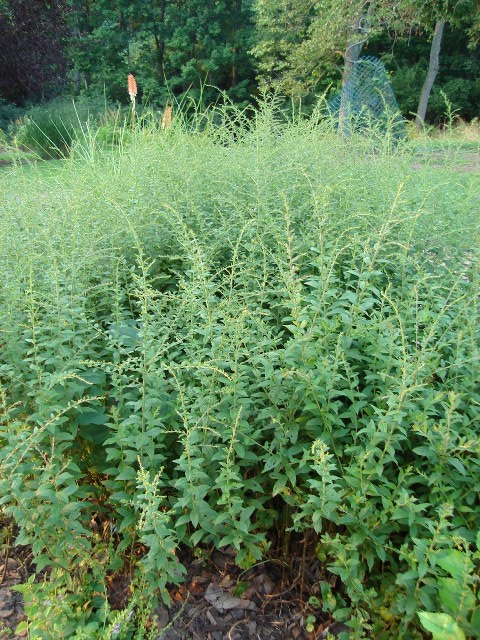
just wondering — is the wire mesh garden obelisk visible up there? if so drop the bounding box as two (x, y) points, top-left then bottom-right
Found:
(329, 56), (406, 139)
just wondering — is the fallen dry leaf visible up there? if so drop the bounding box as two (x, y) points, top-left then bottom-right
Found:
(170, 585), (188, 602)
(204, 583), (256, 612)
(189, 578), (206, 595)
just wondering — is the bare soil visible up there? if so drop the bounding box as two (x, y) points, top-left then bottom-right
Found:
(0, 555), (28, 639)
(0, 544), (348, 640)
(411, 149), (480, 172)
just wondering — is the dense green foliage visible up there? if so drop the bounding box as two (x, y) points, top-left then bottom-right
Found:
(251, 0), (479, 121)
(68, 0), (255, 105)
(368, 26), (480, 123)
(0, 0), (68, 101)
(0, 105), (478, 638)
(9, 97), (116, 158)
(0, 0), (478, 126)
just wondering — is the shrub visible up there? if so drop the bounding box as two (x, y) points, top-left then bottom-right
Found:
(0, 101), (478, 638)
(0, 98), (25, 134)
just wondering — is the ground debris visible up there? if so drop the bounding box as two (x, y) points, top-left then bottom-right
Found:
(204, 582), (256, 612)
(1, 543), (326, 640)
(0, 556), (28, 639)
(157, 550), (319, 640)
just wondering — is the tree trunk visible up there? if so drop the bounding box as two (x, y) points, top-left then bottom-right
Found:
(339, 16), (367, 136)
(342, 39), (364, 87)
(153, 0), (167, 85)
(231, 0), (242, 88)
(415, 19), (445, 131)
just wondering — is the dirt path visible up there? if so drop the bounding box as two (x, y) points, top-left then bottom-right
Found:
(412, 149), (480, 172)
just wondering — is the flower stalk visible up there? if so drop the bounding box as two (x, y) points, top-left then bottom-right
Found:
(128, 73), (137, 131)
(162, 101), (172, 130)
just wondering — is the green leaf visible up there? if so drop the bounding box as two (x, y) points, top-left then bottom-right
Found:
(436, 550), (473, 579)
(332, 607), (350, 622)
(116, 467), (138, 481)
(233, 581), (249, 597)
(15, 621), (29, 634)
(81, 369), (106, 385)
(418, 612), (465, 640)
(77, 422), (108, 444)
(438, 577), (475, 614)
(447, 457), (466, 475)
(470, 607), (480, 635)
(395, 570), (419, 584)
(77, 409), (109, 426)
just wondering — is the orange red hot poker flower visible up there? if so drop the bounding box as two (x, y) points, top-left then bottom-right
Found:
(127, 74), (137, 101)
(162, 102), (172, 130)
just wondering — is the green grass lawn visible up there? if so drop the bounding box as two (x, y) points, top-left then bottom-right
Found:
(0, 146), (67, 173)
(0, 108), (479, 639)
(410, 139), (479, 173)
(0, 147), (37, 165)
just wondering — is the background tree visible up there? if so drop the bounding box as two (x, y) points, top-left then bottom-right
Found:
(402, 0), (480, 130)
(251, 0), (316, 97)
(415, 18), (444, 129)
(0, 0), (478, 126)
(67, 0), (256, 105)
(252, 0), (415, 98)
(0, 0), (69, 103)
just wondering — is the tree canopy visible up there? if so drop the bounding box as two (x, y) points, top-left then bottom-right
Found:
(0, 0), (478, 124)
(0, 0), (68, 101)
(67, 0), (256, 105)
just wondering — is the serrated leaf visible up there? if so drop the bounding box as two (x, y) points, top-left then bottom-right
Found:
(436, 549), (473, 579)
(470, 607), (480, 634)
(438, 577), (475, 614)
(418, 612), (465, 640)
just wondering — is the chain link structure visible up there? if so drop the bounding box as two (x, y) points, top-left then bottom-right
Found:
(329, 56), (406, 139)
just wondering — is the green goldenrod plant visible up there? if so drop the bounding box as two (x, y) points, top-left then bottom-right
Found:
(0, 98), (478, 638)
(417, 530), (480, 640)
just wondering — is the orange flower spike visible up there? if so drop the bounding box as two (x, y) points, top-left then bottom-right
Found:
(127, 74), (137, 102)
(162, 102), (172, 130)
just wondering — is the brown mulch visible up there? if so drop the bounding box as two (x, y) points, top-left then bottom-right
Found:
(149, 543), (350, 640)
(0, 542), (350, 640)
(0, 555), (28, 639)
(154, 549), (316, 640)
